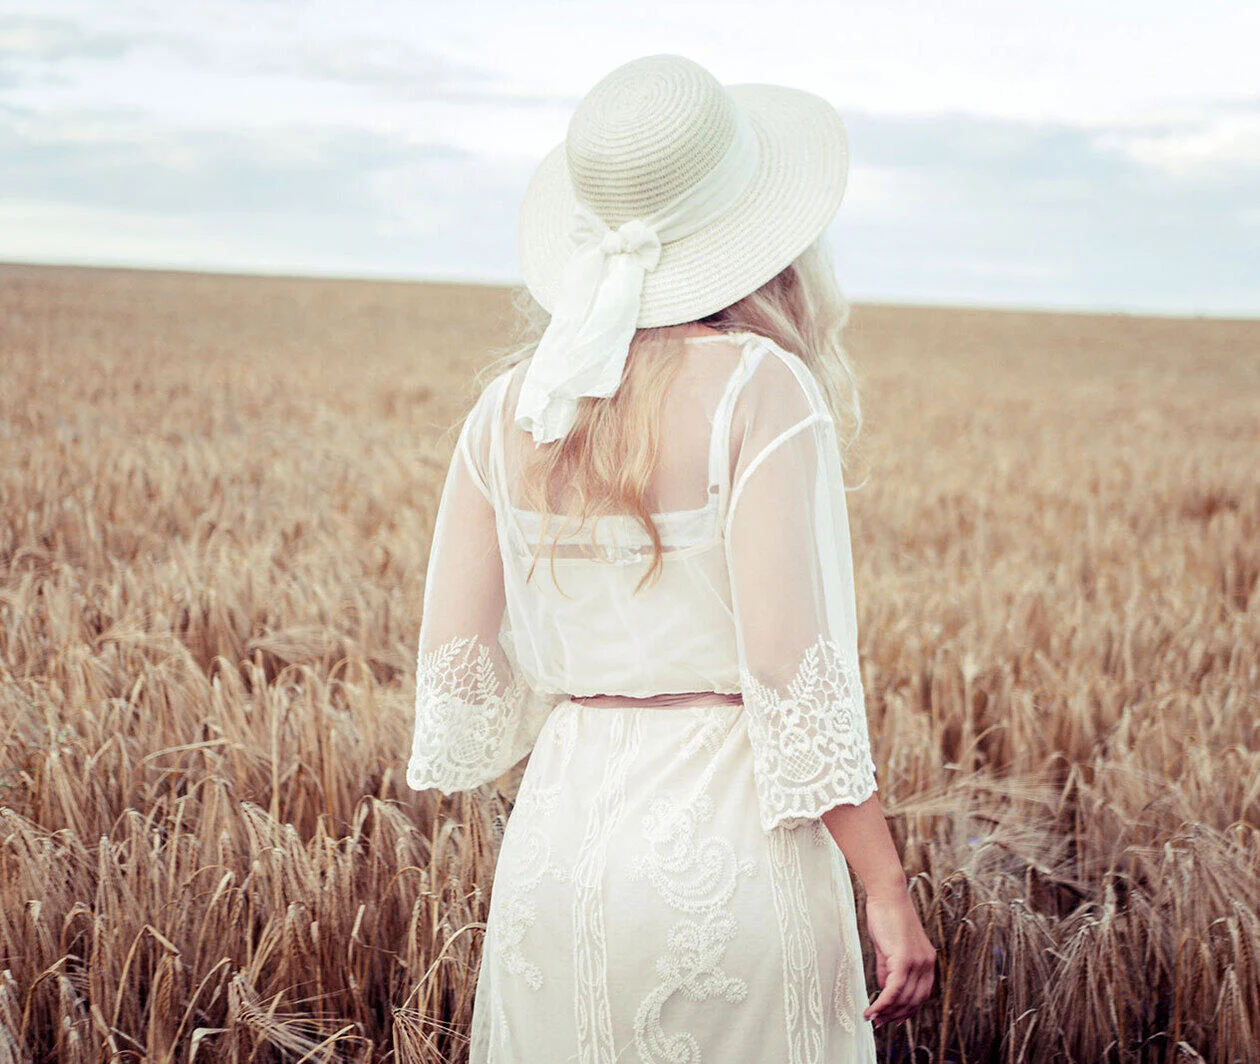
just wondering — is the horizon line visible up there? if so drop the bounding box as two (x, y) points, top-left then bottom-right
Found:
(3, 257), (1257, 324)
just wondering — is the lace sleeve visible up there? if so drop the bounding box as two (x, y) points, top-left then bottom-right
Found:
(725, 347), (878, 834)
(407, 381), (554, 794)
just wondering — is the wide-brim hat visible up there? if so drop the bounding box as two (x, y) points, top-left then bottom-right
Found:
(518, 54), (849, 329)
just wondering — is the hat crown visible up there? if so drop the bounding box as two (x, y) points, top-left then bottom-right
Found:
(565, 55), (741, 228)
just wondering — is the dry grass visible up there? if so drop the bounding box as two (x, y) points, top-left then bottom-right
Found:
(1, 262), (1257, 1063)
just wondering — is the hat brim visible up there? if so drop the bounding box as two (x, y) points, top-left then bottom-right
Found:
(518, 83), (849, 330)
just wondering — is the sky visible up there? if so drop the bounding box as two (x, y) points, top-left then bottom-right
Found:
(1, 0), (1258, 316)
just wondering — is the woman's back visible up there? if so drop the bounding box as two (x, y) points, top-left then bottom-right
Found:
(449, 329), (848, 705)
(408, 325), (884, 1063)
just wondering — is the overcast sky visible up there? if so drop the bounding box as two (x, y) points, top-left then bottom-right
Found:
(2, 1), (1258, 315)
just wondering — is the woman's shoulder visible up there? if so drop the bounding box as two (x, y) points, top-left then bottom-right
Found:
(454, 361), (524, 476)
(478, 359), (526, 400)
(724, 330), (830, 428)
(464, 359), (527, 427)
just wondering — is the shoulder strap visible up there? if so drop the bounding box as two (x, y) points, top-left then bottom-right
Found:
(485, 341), (767, 532)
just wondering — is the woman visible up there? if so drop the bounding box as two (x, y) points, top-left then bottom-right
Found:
(408, 53), (936, 1063)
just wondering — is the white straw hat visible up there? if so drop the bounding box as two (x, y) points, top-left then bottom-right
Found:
(514, 53), (849, 444)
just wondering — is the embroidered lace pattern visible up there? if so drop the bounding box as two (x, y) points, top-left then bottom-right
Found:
(572, 711), (643, 1064)
(630, 710), (758, 1063)
(831, 918), (857, 1035)
(811, 822), (859, 1036)
(492, 710), (579, 990)
(767, 825), (826, 1064)
(412, 334), (884, 1063)
(408, 636), (531, 794)
(741, 637), (878, 834)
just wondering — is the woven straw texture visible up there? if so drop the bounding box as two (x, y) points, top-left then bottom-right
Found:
(518, 55), (849, 329)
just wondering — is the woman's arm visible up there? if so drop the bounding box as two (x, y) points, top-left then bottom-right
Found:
(407, 376), (554, 794)
(724, 345), (935, 1026)
(821, 793), (907, 898)
(821, 796), (936, 1027)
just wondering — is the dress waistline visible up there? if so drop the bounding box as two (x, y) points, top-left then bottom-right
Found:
(566, 691), (744, 710)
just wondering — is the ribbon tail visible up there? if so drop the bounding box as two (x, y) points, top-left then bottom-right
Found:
(515, 240), (606, 440)
(515, 251), (649, 444)
(516, 380), (579, 445)
(567, 254), (649, 396)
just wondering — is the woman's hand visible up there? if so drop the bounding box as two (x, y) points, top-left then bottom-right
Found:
(862, 886), (936, 1028)
(818, 797), (937, 1026)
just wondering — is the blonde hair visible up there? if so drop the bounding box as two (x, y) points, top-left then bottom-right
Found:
(475, 234), (862, 591)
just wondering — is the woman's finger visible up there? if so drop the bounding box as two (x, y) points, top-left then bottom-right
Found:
(877, 958), (935, 1025)
(915, 961), (935, 1007)
(871, 958), (942, 1023)
(893, 967), (928, 1020)
(874, 972), (917, 1025)
(865, 962), (910, 1023)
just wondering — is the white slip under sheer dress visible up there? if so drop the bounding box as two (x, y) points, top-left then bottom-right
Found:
(408, 329), (880, 1064)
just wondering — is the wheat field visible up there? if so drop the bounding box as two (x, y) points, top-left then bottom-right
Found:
(0, 262), (1257, 1063)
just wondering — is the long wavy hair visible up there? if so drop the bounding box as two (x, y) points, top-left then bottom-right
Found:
(473, 233), (863, 591)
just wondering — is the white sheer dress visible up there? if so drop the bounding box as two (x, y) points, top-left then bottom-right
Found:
(408, 329), (880, 1063)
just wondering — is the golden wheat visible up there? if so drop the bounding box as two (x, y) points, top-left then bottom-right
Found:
(1, 263), (1257, 1063)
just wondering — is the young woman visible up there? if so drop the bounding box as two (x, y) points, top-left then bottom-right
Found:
(408, 53), (935, 1063)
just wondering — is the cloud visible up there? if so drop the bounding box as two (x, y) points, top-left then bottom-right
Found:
(1, 1), (1257, 313)
(0, 14), (136, 62)
(1092, 102), (1260, 178)
(247, 43), (579, 107)
(0, 106), (399, 217)
(0, 98), (528, 280)
(831, 108), (1260, 312)
(3, 97), (1258, 313)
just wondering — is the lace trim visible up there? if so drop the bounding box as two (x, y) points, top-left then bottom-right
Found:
(572, 711), (642, 1064)
(631, 708), (758, 1063)
(741, 637), (878, 834)
(813, 823), (860, 1036)
(767, 825), (826, 1064)
(407, 635), (534, 795)
(492, 711), (579, 991)
(832, 933), (857, 1037)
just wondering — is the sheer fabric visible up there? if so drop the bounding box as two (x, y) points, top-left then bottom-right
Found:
(407, 329), (880, 1063)
(409, 329), (877, 830)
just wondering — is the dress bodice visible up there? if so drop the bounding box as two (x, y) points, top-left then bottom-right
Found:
(409, 328), (878, 835)
(482, 333), (748, 699)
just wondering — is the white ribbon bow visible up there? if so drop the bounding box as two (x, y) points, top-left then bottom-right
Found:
(515, 110), (760, 445)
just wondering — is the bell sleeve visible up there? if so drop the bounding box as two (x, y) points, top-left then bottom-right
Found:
(406, 378), (554, 795)
(725, 354), (879, 834)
